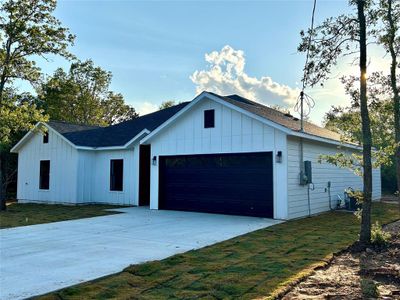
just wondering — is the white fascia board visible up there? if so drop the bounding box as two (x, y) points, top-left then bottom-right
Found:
(207, 94), (293, 134)
(142, 91), (362, 151)
(123, 129), (150, 148)
(141, 91), (294, 144)
(288, 132), (362, 150)
(10, 122), (77, 153)
(140, 91), (209, 144)
(10, 126), (37, 153)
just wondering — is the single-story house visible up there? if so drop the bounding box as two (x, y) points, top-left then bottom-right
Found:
(11, 91), (381, 220)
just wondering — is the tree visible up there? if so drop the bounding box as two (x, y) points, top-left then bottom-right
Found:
(0, 90), (47, 210)
(0, 0), (74, 211)
(298, 0), (373, 245)
(101, 92), (138, 125)
(0, 0), (75, 102)
(375, 0), (400, 197)
(159, 100), (176, 110)
(324, 77), (397, 192)
(38, 60), (138, 126)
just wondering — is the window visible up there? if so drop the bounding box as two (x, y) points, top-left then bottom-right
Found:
(110, 159), (123, 191)
(204, 109), (215, 128)
(43, 132), (49, 144)
(39, 160), (50, 190)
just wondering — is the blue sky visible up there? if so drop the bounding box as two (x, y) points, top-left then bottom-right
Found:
(28, 0), (389, 124)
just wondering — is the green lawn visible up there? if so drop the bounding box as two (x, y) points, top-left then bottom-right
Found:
(36, 202), (399, 300)
(0, 203), (122, 229)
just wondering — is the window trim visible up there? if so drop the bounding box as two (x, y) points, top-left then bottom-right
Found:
(110, 159), (124, 192)
(204, 109), (215, 128)
(39, 160), (50, 190)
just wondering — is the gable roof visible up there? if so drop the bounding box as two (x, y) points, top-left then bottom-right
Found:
(142, 91), (357, 148)
(52, 102), (189, 148)
(10, 102), (189, 152)
(11, 91), (355, 153)
(210, 93), (343, 143)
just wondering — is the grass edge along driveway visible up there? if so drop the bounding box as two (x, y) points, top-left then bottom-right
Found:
(0, 203), (122, 229)
(36, 202), (399, 300)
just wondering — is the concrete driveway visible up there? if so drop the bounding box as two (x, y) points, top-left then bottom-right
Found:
(0, 207), (282, 300)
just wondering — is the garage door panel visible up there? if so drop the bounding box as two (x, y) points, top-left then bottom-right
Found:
(159, 152), (273, 218)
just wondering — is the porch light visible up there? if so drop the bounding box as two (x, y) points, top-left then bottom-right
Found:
(276, 151), (282, 163)
(152, 156), (157, 166)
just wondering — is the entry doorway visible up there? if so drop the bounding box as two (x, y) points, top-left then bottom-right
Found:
(139, 145), (151, 206)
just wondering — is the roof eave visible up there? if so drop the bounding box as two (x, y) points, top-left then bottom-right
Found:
(289, 131), (362, 150)
(76, 128), (150, 151)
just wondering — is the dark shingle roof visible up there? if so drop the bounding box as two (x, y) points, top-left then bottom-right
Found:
(48, 102), (189, 147)
(210, 93), (343, 143)
(47, 92), (345, 148)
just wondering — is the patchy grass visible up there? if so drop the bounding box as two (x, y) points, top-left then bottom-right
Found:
(0, 203), (122, 229)
(36, 202), (399, 300)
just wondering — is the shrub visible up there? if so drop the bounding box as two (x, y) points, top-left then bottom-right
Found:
(361, 279), (379, 298)
(371, 222), (391, 246)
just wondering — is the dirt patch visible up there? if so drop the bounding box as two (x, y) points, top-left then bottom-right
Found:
(281, 220), (400, 299)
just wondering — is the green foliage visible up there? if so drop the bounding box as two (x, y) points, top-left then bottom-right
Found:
(360, 279), (379, 299)
(101, 92), (138, 125)
(159, 100), (176, 110)
(37, 60), (138, 126)
(0, 0), (75, 95)
(0, 0), (74, 208)
(371, 221), (391, 246)
(0, 91), (47, 150)
(323, 83), (398, 191)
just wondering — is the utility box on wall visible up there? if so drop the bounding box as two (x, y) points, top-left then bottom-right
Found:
(304, 160), (312, 184)
(300, 160), (313, 185)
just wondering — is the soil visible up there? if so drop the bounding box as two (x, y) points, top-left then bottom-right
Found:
(281, 220), (400, 299)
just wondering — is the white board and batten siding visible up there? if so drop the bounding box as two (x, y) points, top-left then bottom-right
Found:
(287, 136), (382, 219)
(76, 147), (139, 206)
(17, 127), (139, 206)
(149, 97), (289, 219)
(17, 129), (79, 204)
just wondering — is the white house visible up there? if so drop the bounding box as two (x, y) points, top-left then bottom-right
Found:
(11, 91), (381, 220)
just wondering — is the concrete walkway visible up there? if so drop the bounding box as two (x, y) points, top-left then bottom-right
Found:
(0, 207), (281, 300)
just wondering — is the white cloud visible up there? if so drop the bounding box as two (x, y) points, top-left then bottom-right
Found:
(135, 101), (158, 116)
(190, 45), (300, 106)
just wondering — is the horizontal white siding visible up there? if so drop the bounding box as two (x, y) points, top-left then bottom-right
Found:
(149, 97), (288, 219)
(17, 129), (78, 204)
(287, 136), (382, 219)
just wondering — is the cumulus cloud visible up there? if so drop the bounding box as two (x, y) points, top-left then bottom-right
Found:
(190, 45), (300, 106)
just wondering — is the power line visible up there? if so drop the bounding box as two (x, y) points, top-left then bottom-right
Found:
(295, 0), (317, 132)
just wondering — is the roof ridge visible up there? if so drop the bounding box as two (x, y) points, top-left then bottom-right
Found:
(207, 92), (346, 144)
(48, 120), (102, 128)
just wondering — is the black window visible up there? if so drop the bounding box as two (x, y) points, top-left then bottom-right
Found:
(110, 159), (123, 191)
(204, 109), (215, 128)
(39, 160), (50, 190)
(43, 132), (49, 144)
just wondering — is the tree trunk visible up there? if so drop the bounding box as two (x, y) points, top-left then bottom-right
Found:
(0, 153), (7, 211)
(387, 0), (400, 208)
(0, 36), (13, 105)
(357, 0), (373, 245)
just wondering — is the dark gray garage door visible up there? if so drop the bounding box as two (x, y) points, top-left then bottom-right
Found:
(159, 152), (273, 218)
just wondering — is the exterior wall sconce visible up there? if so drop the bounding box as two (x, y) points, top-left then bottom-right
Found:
(276, 151), (282, 163)
(152, 156), (157, 166)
